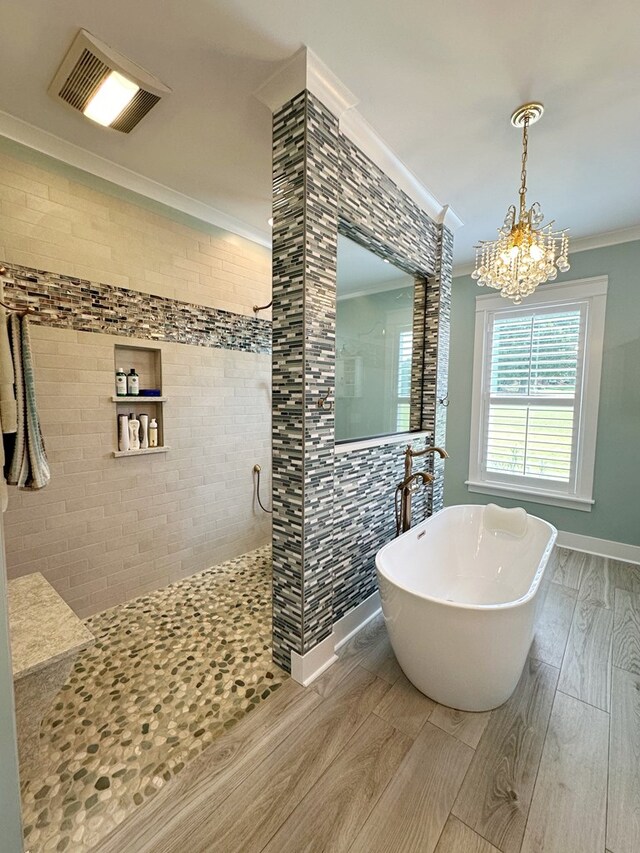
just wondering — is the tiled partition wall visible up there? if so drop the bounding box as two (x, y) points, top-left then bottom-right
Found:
(271, 90), (453, 669)
(0, 144), (272, 616)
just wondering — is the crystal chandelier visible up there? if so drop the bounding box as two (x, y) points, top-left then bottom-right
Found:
(472, 102), (569, 303)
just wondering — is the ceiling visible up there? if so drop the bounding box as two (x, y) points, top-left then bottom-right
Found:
(1, 0), (639, 266)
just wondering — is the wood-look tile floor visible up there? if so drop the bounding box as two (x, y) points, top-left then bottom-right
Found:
(93, 547), (640, 853)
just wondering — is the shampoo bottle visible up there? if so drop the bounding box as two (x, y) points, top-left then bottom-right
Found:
(115, 367), (127, 397)
(118, 414), (130, 451)
(128, 412), (140, 450)
(127, 368), (139, 396)
(148, 418), (158, 448)
(139, 413), (149, 449)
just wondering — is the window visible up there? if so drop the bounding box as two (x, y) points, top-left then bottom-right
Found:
(467, 277), (607, 511)
(395, 328), (413, 431)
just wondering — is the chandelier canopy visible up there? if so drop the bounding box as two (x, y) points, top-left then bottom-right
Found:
(472, 102), (569, 304)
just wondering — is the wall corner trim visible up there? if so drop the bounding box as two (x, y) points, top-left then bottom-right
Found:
(290, 592), (382, 686)
(557, 530), (640, 565)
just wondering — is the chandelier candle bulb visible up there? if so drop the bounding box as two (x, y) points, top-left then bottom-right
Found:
(472, 102), (569, 303)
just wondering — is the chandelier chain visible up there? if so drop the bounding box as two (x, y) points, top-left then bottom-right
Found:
(519, 114), (529, 220)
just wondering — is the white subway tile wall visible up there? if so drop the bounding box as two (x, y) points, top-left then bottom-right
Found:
(0, 148), (272, 616)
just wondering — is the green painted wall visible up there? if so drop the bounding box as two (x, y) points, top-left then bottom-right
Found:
(444, 239), (640, 546)
(0, 523), (24, 852)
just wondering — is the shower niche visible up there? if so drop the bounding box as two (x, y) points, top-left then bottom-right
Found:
(111, 343), (169, 457)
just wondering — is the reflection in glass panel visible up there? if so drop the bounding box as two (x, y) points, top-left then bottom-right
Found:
(335, 235), (415, 442)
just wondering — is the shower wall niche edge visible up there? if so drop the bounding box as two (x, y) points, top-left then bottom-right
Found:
(112, 343), (168, 456)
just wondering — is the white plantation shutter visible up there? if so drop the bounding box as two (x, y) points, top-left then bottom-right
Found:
(396, 329), (412, 431)
(483, 306), (585, 487)
(467, 277), (608, 511)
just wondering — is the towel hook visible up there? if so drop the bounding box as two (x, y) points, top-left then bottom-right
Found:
(317, 389), (333, 411)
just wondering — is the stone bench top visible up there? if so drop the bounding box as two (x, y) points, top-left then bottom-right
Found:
(8, 573), (95, 680)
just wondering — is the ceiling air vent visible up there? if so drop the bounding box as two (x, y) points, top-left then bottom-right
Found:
(49, 30), (171, 132)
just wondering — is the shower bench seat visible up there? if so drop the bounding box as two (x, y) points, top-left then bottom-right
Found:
(8, 572), (95, 777)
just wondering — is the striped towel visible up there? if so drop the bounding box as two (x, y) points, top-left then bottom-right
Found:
(6, 314), (50, 490)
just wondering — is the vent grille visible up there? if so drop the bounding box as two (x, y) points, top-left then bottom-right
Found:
(50, 31), (170, 133)
(110, 90), (161, 133)
(57, 48), (110, 112)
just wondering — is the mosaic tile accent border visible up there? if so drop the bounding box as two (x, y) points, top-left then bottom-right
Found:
(0, 262), (271, 354)
(271, 89), (453, 669)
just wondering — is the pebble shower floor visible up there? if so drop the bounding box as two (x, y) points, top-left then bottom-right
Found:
(20, 545), (287, 853)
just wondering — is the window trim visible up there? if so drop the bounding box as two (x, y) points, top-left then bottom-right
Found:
(466, 276), (608, 512)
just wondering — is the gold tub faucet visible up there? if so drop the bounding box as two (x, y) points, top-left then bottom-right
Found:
(395, 445), (449, 536)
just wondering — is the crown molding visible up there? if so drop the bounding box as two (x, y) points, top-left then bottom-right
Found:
(453, 224), (640, 278)
(0, 109), (271, 248)
(255, 46), (463, 233)
(255, 46), (359, 120)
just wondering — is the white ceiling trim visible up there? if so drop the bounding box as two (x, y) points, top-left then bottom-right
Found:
(255, 46), (463, 233)
(0, 109), (271, 248)
(453, 224), (640, 278)
(255, 46), (359, 121)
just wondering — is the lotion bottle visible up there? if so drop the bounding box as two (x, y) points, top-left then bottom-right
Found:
(118, 414), (130, 451)
(115, 367), (127, 397)
(148, 418), (158, 448)
(139, 413), (149, 449)
(127, 368), (139, 396)
(128, 412), (140, 450)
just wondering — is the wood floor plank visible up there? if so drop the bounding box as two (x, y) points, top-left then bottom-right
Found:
(262, 713), (412, 853)
(578, 553), (615, 608)
(429, 703), (491, 749)
(579, 555), (639, 609)
(374, 672), (436, 738)
(558, 600), (613, 711)
(349, 721), (473, 853)
(521, 691), (608, 853)
(553, 547), (587, 590)
(434, 815), (501, 853)
(148, 665), (390, 853)
(530, 582), (577, 668)
(612, 588), (640, 675)
(607, 667), (640, 853)
(452, 657), (559, 853)
(312, 613), (386, 698)
(93, 678), (322, 853)
(357, 632), (403, 684)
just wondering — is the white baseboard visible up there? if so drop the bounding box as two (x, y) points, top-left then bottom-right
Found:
(334, 591), (381, 650)
(290, 592), (382, 686)
(557, 530), (640, 565)
(290, 633), (338, 687)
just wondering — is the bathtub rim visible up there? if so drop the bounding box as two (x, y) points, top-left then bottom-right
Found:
(376, 504), (558, 612)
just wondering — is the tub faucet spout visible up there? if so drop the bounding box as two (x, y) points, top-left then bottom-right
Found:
(396, 443), (449, 536)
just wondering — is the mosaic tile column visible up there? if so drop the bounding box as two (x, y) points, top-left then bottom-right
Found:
(271, 92), (339, 670)
(425, 223), (454, 512)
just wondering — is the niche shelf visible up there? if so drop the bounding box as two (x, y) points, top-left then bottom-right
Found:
(112, 344), (168, 457)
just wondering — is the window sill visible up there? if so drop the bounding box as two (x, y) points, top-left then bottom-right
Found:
(465, 480), (594, 512)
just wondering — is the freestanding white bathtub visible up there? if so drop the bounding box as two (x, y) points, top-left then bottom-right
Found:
(376, 504), (557, 711)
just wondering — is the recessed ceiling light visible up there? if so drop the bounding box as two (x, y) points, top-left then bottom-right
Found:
(83, 71), (140, 127)
(383, 259), (390, 263)
(268, 217), (274, 227)
(49, 29), (171, 133)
